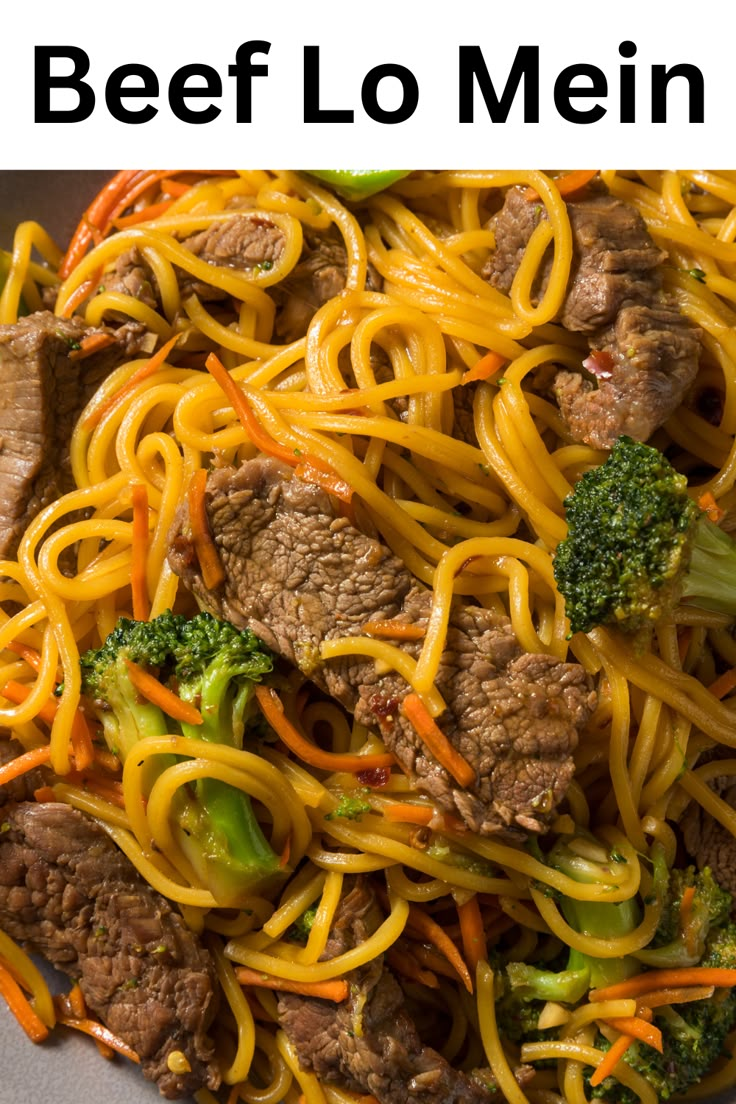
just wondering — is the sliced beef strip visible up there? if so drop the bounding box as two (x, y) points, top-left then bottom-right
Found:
(680, 762), (736, 901)
(483, 187), (701, 448)
(0, 800), (220, 1099)
(167, 457), (596, 837)
(0, 310), (148, 558)
(277, 879), (532, 1104)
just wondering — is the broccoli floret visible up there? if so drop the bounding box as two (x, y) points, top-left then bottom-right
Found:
(80, 610), (284, 906)
(288, 906), (318, 943)
(324, 790), (373, 821)
(553, 436), (736, 636)
(636, 865), (732, 967)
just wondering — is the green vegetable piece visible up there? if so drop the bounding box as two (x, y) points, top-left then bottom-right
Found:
(307, 170), (410, 200)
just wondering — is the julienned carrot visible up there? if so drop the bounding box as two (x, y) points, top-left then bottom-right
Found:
(698, 490), (725, 524)
(294, 459), (353, 504)
(0, 959), (49, 1043)
(708, 666), (736, 701)
(386, 948), (440, 989)
(160, 178), (192, 197)
(254, 684), (395, 773)
(361, 619), (427, 642)
(56, 1013), (140, 1062)
(525, 170), (599, 202)
(130, 483), (150, 621)
(124, 659), (203, 726)
(406, 904), (473, 994)
(60, 276), (101, 319)
(68, 332), (116, 362)
(602, 1016), (663, 1052)
(590, 967), (736, 1002)
(382, 802), (435, 826)
(113, 199), (173, 228)
(5, 640), (42, 670)
(1, 679), (93, 770)
(589, 1032), (634, 1088)
(84, 332), (180, 430)
(457, 895), (486, 975)
(58, 170), (143, 278)
(401, 693), (476, 789)
(234, 967), (349, 1002)
(461, 350), (507, 385)
(205, 353), (298, 466)
(1, 679), (58, 724)
(0, 744), (51, 786)
(634, 985), (715, 1009)
(187, 469), (225, 590)
(67, 983), (87, 1020)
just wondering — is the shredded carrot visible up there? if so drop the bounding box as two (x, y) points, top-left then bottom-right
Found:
(708, 666), (736, 701)
(234, 967), (349, 1002)
(406, 904), (473, 993)
(634, 985), (715, 1009)
(602, 1016), (663, 1052)
(70, 709), (95, 773)
(382, 801), (435, 826)
(591, 967), (736, 1002)
(589, 1032), (634, 1088)
(65, 771), (127, 810)
(386, 947), (440, 989)
(361, 619), (426, 642)
(205, 352), (298, 465)
(68, 332), (116, 361)
(60, 275), (102, 319)
(93, 746), (122, 773)
(187, 469), (225, 590)
(525, 170), (599, 202)
(0, 959), (49, 1043)
(112, 199), (173, 228)
(67, 983), (87, 1019)
(130, 483), (150, 621)
(461, 350), (507, 385)
(698, 490), (725, 524)
(254, 684), (395, 773)
(5, 640), (42, 670)
(401, 693), (476, 789)
(0, 743), (51, 786)
(56, 1013), (140, 1062)
(124, 659), (203, 726)
(294, 458), (353, 503)
(279, 834), (292, 868)
(1, 679), (58, 724)
(33, 786), (57, 803)
(58, 170), (143, 278)
(161, 177), (192, 198)
(83, 332), (179, 430)
(457, 895), (486, 975)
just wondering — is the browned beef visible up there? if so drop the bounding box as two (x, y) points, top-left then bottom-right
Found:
(681, 768), (736, 901)
(167, 458), (596, 837)
(0, 801), (220, 1098)
(277, 880), (530, 1104)
(483, 187), (701, 447)
(102, 247), (161, 311)
(0, 311), (148, 558)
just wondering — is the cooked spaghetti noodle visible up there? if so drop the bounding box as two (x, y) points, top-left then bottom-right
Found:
(0, 169), (736, 1104)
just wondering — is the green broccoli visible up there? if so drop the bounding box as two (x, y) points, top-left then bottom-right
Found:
(307, 170), (410, 200)
(552, 435), (736, 636)
(635, 865), (731, 968)
(324, 790), (373, 821)
(80, 610), (285, 906)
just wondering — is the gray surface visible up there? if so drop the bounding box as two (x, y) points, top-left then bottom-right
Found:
(1, 170), (736, 1103)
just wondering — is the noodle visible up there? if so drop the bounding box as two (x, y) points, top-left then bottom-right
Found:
(0, 168), (735, 1104)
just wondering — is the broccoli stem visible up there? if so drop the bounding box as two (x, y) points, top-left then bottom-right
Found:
(681, 515), (736, 614)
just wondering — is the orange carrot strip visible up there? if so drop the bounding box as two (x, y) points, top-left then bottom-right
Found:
(124, 659), (203, 726)
(234, 967), (349, 1002)
(591, 967), (736, 1002)
(708, 666), (736, 701)
(401, 693), (476, 789)
(130, 483), (150, 621)
(382, 802), (434, 826)
(33, 785), (57, 803)
(66, 772), (127, 810)
(461, 350), (507, 385)
(56, 1013), (140, 1062)
(68, 332), (116, 361)
(1, 680), (58, 724)
(92, 746), (122, 773)
(457, 895), (486, 975)
(294, 459), (353, 504)
(525, 170), (599, 202)
(589, 1032), (634, 1088)
(0, 744), (51, 786)
(70, 709), (95, 773)
(698, 490), (725, 524)
(113, 199), (173, 228)
(60, 275), (101, 319)
(5, 640), (42, 670)
(634, 985), (715, 1009)
(205, 353), (299, 465)
(67, 983), (87, 1019)
(187, 469), (225, 590)
(362, 620), (426, 642)
(0, 960), (49, 1043)
(386, 948), (440, 989)
(161, 178), (192, 197)
(405, 904), (473, 994)
(84, 332), (179, 430)
(602, 1016), (663, 1052)
(58, 170), (143, 278)
(254, 684), (395, 773)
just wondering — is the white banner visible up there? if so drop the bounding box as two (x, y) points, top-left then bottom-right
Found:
(0, 0), (723, 168)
